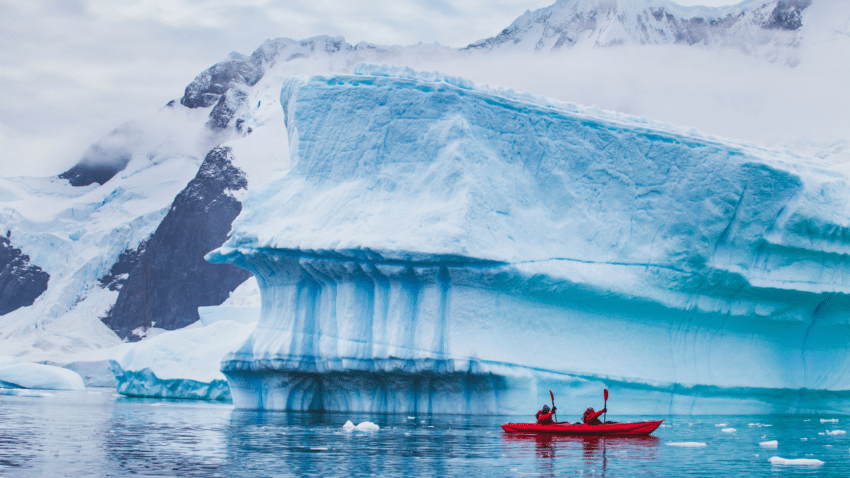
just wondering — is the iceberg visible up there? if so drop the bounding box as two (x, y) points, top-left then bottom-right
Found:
(110, 290), (258, 400)
(208, 64), (850, 414)
(0, 362), (85, 390)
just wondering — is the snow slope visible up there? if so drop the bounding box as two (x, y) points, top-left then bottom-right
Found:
(209, 64), (850, 414)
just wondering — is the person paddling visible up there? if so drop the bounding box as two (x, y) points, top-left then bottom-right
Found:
(582, 406), (607, 426)
(535, 404), (557, 424)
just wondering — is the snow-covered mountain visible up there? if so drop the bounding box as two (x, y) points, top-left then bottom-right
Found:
(466, 0), (812, 65)
(0, 0), (847, 370)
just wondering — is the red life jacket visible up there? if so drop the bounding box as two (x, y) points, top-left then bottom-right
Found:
(536, 410), (555, 424)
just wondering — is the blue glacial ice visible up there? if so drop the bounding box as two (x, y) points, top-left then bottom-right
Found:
(109, 278), (259, 400)
(207, 64), (850, 415)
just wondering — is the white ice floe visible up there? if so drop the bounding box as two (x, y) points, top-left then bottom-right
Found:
(0, 363), (84, 390)
(355, 422), (379, 431)
(715, 423), (728, 427)
(343, 420), (379, 431)
(820, 419), (839, 423)
(826, 430), (846, 435)
(759, 441), (778, 448)
(722, 428), (737, 433)
(769, 457), (824, 466)
(109, 317), (256, 400)
(667, 442), (707, 447)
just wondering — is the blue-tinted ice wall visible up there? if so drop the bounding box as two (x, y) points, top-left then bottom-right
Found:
(209, 64), (850, 413)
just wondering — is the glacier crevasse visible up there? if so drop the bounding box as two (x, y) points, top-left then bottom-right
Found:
(208, 64), (850, 414)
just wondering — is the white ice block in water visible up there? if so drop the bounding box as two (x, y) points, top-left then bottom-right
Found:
(207, 64), (850, 414)
(821, 419), (839, 423)
(826, 430), (846, 435)
(769, 457), (824, 466)
(722, 428), (737, 433)
(342, 420), (356, 431)
(759, 441), (778, 448)
(110, 319), (255, 400)
(0, 363), (84, 390)
(354, 422), (379, 431)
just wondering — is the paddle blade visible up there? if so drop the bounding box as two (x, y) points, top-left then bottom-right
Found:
(604, 389), (609, 401)
(549, 390), (554, 403)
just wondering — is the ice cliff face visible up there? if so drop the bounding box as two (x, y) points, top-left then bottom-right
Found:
(466, 0), (812, 65)
(209, 64), (850, 414)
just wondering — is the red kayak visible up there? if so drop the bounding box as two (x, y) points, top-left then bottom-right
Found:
(501, 420), (663, 437)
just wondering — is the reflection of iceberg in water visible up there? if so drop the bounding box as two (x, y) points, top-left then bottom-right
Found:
(502, 433), (659, 476)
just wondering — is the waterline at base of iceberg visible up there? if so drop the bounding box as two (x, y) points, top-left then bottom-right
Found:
(222, 361), (850, 415)
(111, 362), (231, 401)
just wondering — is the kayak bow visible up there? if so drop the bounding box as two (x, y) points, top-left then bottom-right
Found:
(501, 420), (663, 437)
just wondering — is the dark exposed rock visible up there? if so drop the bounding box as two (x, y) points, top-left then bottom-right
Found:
(180, 56), (263, 131)
(101, 146), (251, 340)
(180, 59), (263, 109)
(99, 240), (147, 292)
(0, 233), (50, 316)
(59, 122), (144, 187)
(763, 0), (811, 31)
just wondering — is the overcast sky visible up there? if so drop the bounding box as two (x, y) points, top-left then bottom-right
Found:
(0, 0), (739, 177)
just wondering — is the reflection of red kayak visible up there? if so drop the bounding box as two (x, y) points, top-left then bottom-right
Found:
(501, 420), (663, 437)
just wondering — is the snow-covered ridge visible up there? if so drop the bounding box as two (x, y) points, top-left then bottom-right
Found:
(465, 0), (812, 65)
(209, 65), (850, 413)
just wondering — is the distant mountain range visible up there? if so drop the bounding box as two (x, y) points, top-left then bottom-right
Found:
(0, 0), (841, 363)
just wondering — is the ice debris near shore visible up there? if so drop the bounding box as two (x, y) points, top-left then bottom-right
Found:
(208, 63), (850, 414)
(110, 277), (259, 400)
(0, 361), (84, 390)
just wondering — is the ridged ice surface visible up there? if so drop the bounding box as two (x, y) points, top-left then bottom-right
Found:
(208, 64), (850, 414)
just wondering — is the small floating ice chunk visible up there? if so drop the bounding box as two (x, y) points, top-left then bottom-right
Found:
(800, 438), (808, 441)
(760, 441), (778, 448)
(722, 428), (736, 433)
(769, 457), (824, 466)
(407, 417), (416, 419)
(818, 432), (825, 436)
(827, 430), (846, 435)
(342, 420), (355, 431)
(310, 447), (328, 451)
(355, 421), (379, 431)
(660, 424), (671, 428)
(667, 442), (707, 447)
(821, 419), (839, 423)
(715, 423), (727, 427)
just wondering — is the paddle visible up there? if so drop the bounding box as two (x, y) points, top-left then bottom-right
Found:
(603, 389), (609, 423)
(550, 389), (556, 423)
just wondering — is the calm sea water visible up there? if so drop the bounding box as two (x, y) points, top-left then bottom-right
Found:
(1, 389), (848, 477)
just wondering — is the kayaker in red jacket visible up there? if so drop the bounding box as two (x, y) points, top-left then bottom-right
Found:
(535, 404), (557, 424)
(582, 407), (607, 425)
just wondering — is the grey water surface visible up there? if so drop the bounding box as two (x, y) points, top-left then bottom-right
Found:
(0, 389), (847, 477)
